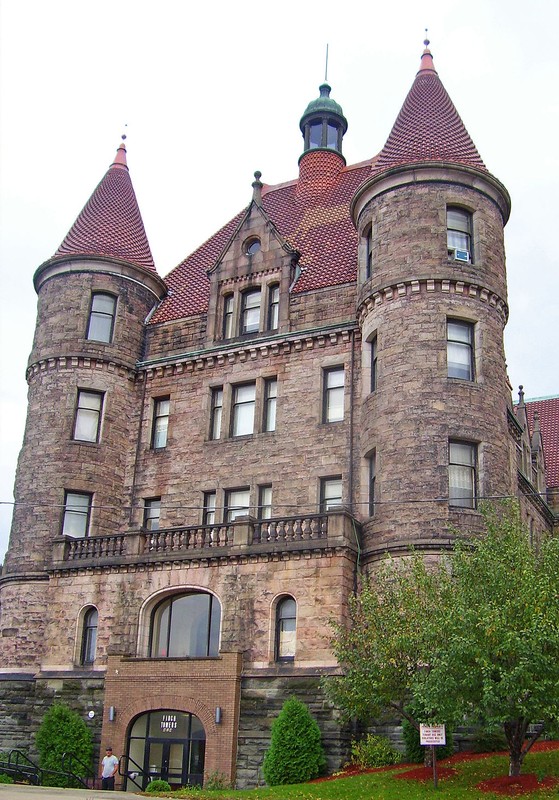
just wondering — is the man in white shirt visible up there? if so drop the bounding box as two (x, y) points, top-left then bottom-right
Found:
(100, 746), (119, 790)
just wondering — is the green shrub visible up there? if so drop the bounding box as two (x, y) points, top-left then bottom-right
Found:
(35, 702), (93, 787)
(350, 733), (402, 768)
(145, 778), (172, 793)
(0, 774), (14, 784)
(472, 727), (508, 753)
(402, 717), (454, 763)
(263, 697), (326, 785)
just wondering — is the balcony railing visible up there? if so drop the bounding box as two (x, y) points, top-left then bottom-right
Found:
(52, 511), (358, 567)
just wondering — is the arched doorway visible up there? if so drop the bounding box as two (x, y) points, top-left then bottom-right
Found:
(127, 709), (205, 789)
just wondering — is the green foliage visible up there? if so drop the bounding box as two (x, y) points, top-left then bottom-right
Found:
(0, 774), (14, 784)
(401, 717), (454, 763)
(35, 702), (93, 788)
(263, 697), (326, 785)
(471, 727), (508, 753)
(203, 770), (231, 789)
(350, 733), (402, 767)
(145, 778), (172, 793)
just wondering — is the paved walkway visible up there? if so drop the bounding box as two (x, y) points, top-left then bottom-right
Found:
(0, 785), (143, 799)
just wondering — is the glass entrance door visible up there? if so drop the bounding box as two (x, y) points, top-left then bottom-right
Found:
(127, 709), (206, 790)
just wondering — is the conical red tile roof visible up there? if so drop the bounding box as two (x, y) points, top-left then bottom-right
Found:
(54, 142), (156, 272)
(373, 45), (487, 174)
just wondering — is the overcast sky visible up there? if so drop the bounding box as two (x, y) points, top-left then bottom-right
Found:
(1, 0), (558, 561)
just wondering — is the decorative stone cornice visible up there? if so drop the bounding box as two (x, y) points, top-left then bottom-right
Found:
(26, 354), (137, 384)
(357, 277), (508, 325)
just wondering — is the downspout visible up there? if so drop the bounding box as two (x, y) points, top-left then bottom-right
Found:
(349, 329), (361, 592)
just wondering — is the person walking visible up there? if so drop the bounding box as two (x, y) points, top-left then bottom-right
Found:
(100, 746), (119, 790)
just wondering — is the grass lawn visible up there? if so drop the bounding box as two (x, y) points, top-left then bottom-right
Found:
(152, 745), (559, 799)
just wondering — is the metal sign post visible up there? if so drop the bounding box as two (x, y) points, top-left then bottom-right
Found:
(419, 724), (446, 789)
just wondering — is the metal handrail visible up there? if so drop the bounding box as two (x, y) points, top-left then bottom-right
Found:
(119, 753), (149, 791)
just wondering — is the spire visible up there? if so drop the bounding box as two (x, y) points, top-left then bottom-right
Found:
(53, 139), (156, 272)
(373, 40), (486, 174)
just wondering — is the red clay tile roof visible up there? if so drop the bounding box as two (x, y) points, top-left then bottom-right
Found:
(524, 396), (559, 489)
(54, 143), (156, 272)
(150, 151), (374, 323)
(372, 46), (486, 175)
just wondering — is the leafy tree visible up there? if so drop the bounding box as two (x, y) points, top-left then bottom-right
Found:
(263, 697), (326, 785)
(35, 702), (93, 787)
(327, 501), (559, 777)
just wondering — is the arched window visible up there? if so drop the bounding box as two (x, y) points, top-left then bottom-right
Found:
(149, 592), (221, 658)
(80, 607), (98, 665)
(275, 596), (296, 662)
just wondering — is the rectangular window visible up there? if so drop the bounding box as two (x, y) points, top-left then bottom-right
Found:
(323, 366), (344, 422)
(258, 485), (272, 519)
(365, 225), (373, 279)
(447, 320), (474, 381)
(368, 452), (376, 517)
(232, 383), (256, 436)
(223, 294), (234, 339)
(73, 389), (103, 442)
(62, 491), (92, 538)
(447, 207), (472, 260)
(449, 441), (477, 508)
(267, 284), (279, 330)
(210, 387), (223, 440)
(143, 498), (161, 531)
(370, 336), (378, 392)
(241, 289), (261, 334)
(225, 488), (250, 522)
(152, 397), (170, 449)
(320, 476), (343, 512)
(203, 491), (217, 525)
(87, 292), (116, 342)
(263, 378), (277, 432)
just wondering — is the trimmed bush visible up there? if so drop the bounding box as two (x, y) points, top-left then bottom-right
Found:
(263, 697), (326, 785)
(350, 734), (402, 768)
(402, 717), (454, 763)
(35, 702), (93, 787)
(145, 778), (172, 793)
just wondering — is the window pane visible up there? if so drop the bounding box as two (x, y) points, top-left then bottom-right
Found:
(144, 499), (161, 531)
(326, 123), (338, 149)
(232, 384), (255, 436)
(74, 390), (103, 442)
(152, 593), (220, 659)
(81, 608), (98, 664)
(321, 478), (342, 511)
(448, 321), (474, 380)
(258, 485), (272, 519)
(370, 337), (377, 392)
(241, 289), (261, 334)
(87, 293), (116, 342)
(223, 295), (234, 339)
(449, 442), (476, 508)
(226, 489), (250, 521)
(264, 379), (277, 432)
(324, 367), (344, 422)
(210, 388), (223, 440)
(277, 597), (296, 660)
(268, 285), (279, 330)
(447, 207), (472, 255)
(203, 492), (216, 525)
(63, 492), (91, 537)
(152, 398), (170, 448)
(309, 122), (322, 148)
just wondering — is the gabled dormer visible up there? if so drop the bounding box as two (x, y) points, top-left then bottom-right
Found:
(205, 172), (300, 346)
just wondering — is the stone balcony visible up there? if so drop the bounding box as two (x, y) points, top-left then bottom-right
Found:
(51, 511), (361, 571)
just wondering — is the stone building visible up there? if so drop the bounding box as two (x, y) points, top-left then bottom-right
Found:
(1, 43), (557, 789)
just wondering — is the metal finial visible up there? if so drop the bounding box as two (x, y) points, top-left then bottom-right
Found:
(122, 123), (128, 142)
(254, 170), (262, 182)
(325, 44), (329, 82)
(424, 28), (430, 48)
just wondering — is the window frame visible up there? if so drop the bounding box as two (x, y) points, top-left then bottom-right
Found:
(224, 487), (250, 522)
(370, 336), (378, 392)
(322, 366), (345, 423)
(275, 595), (297, 662)
(209, 387), (223, 440)
(80, 606), (98, 666)
(258, 485), (273, 520)
(151, 397), (170, 449)
(449, 440), (478, 509)
(263, 377), (277, 432)
(231, 382), (256, 437)
(364, 224), (373, 279)
(143, 498), (161, 531)
(447, 206), (473, 261)
(73, 389), (104, 443)
(267, 284), (279, 331)
(223, 294), (234, 340)
(86, 292), (117, 343)
(447, 319), (475, 381)
(368, 451), (376, 517)
(320, 476), (343, 512)
(240, 288), (262, 335)
(62, 491), (92, 538)
(202, 491), (217, 526)
(149, 592), (221, 659)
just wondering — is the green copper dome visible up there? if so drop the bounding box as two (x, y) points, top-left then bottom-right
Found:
(299, 83), (348, 133)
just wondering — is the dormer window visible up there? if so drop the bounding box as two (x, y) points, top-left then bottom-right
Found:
(241, 289), (261, 334)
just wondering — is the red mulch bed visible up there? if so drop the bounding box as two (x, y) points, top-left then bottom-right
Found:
(476, 775), (559, 795)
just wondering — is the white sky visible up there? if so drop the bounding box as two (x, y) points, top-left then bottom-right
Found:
(1, 0), (558, 561)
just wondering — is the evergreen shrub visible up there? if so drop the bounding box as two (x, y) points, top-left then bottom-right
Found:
(350, 733), (402, 767)
(263, 697), (326, 785)
(35, 702), (93, 787)
(145, 778), (172, 792)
